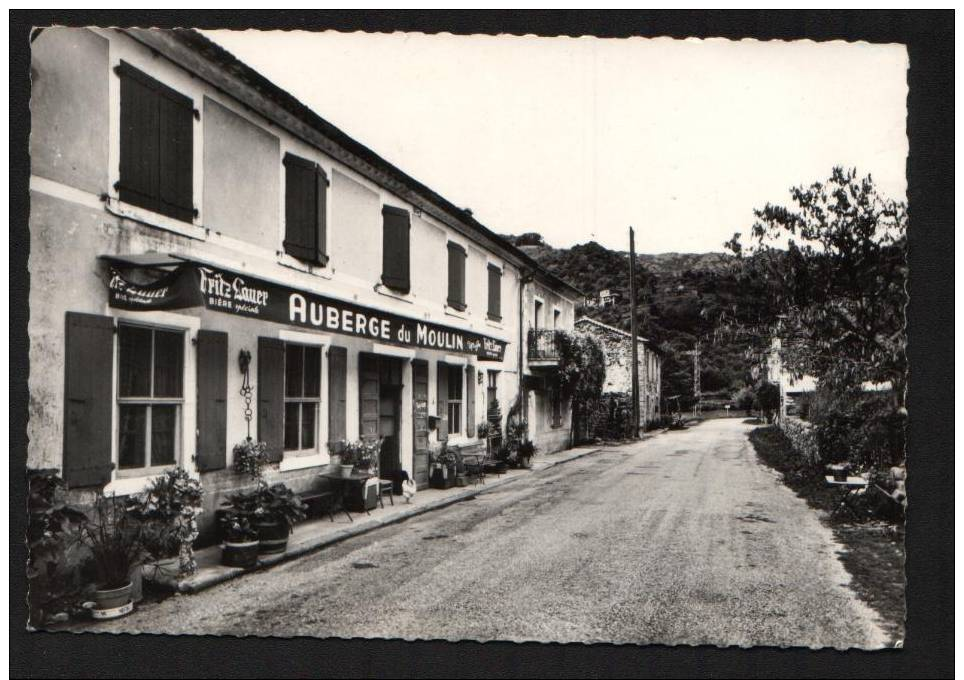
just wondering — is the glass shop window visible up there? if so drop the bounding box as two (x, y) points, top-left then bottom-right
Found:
(284, 343), (322, 452)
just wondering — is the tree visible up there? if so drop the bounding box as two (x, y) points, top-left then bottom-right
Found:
(724, 167), (907, 407)
(754, 381), (781, 422)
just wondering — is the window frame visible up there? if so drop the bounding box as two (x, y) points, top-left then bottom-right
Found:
(282, 342), (323, 454)
(282, 151), (329, 267)
(447, 364), (464, 435)
(114, 321), (186, 478)
(487, 263), (502, 321)
(447, 241), (467, 311)
(381, 205), (412, 294)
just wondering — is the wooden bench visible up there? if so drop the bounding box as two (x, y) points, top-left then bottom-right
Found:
(299, 489), (339, 522)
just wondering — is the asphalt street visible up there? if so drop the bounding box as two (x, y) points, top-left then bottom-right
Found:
(85, 419), (887, 648)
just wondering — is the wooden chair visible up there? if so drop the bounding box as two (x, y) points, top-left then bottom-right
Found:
(375, 438), (394, 509)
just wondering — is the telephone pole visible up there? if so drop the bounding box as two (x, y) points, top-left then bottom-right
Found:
(629, 227), (640, 438)
(684, 339), (702, 416)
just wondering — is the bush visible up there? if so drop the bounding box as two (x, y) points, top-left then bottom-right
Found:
(754, 382), (781, 421)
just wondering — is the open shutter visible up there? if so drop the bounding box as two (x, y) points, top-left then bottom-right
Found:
(284, 153), (318, 262)
(63, 312), (115, 487)
(487, 264), (502, 320)
(436, 361), (449, 442)
(157, 86), (194, 222)
(258, 336), (285, 462)
(196, 330), (227, 472)
(359, 354), (380, 442)
(381, 206), (410, 293)
(327, 346), (347, 447)
(118, 62), (160, 214)
(447, 243), (466, 310)
(316, 165), (329, 263)
(465, 365), (476, 438)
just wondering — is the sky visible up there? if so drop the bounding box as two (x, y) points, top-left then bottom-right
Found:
(203, 30), (909, 254)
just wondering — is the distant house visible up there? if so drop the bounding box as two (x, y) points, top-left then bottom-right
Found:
(583, 289), (619, 309)
(575, 317), (662, 429)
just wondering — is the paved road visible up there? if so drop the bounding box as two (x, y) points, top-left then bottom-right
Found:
(87, 419), (887, 648)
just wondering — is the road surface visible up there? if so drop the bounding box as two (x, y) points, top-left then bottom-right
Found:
(84, 419), (887, 648)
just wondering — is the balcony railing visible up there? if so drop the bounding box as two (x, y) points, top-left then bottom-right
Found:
(527, 329), (560, 362)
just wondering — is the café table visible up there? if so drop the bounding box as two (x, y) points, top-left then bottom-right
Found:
(319, 470), (374, 523)
(824, 475), (870, 520)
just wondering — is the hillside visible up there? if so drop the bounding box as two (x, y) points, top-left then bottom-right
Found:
(506, 233), (759, 405)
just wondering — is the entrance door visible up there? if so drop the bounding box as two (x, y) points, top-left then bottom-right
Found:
(359, 354), (403, 478)
(412, 360), (430, 487)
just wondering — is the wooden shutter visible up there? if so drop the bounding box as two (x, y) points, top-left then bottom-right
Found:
(447, 242), (466, 310)
(487, 264), (502, 320)
(118, 63), (160, 214)
(381, 206), (410, 293)
(465, 365), (476, 438)
(327, 346), (347, 446)
(63, 312), (115, 487)
(156, 86), (194, 222)
(412, 360), (430, 486)
(284, 153), (318, 262)
(359, 354), (380, 442)
(195, 330), (228, 472)
(436, 361), (448, 442)
(316, 166), (329, 262)
(117, 62), (193, 222)
(257, 337), (286, 462)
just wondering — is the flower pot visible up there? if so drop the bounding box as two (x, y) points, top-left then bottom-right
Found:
(93, 581), (133, 614)
(455, 474), (468, 487)
(255, 521), (289, 555)
(129, 565), (143, 604)
(222, 540), (260, 568)
(340, 464), (355, 479)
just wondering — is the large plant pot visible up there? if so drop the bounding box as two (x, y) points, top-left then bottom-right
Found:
(93, 581), (133, 613)
(429, 466), (456, 489)
(255, 521), (289, 555)
(340, 464), (355, 479)
(222, 540), (259, 568)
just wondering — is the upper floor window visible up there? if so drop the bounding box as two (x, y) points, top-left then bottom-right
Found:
(447, 242), (467, 311)
(283, 153), (328, 265)
(117, 61), (194, 223)
(553, 309), (561, 329)
(283, 343), (322, 452)
(117, 323), (184, 473)
(487, 264), (502, 321)
(381, 206), (411, 293)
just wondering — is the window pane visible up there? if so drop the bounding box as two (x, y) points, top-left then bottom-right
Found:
(303, 346), (321, 398)
(448, 402), (461, 435)
(118, 404), (147, 469)
(284, 401), (301, 450)
(118, 324), (152, 397)
(448, 366), (463, 400)
(153, 329), (183, 398)
(301, 403), (316, 450)
(151, 404), (177, 466)
(285, 344), (304, 398)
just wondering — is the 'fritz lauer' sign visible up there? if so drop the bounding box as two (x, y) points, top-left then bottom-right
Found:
(108, 263), (507, 361)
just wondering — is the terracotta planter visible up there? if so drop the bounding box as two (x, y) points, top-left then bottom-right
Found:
(255, 521), (289, 555)
(93, 581), (133, 612)
(340, 464), (355, 479)
(222, 540), (259, 568)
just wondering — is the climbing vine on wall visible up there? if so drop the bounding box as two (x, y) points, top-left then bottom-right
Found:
(555, 331), (606, 404)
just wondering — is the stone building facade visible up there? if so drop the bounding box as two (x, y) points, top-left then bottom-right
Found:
(575, 317), (662, 428)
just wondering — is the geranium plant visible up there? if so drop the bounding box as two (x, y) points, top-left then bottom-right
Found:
(128, 467), (203, 577)
(234, 438), (269, 480)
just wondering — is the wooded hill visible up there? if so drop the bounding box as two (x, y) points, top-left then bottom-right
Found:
(505, 232), (763, 406)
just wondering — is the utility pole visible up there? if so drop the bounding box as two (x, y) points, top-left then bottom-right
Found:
(685, 339), (702, 416)
(629, 227), (640, 438)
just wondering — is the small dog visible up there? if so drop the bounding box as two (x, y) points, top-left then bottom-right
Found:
(401, 477), (417, 503)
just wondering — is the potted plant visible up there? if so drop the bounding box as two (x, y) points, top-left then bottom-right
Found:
(234, 438), (269, 480)
(255, 483), (307, 555)
(429, 444), (458, 489)
(515, 439), (537, 469)
(128, 467), (203, 588)
(79, 494), (143, 619)
(341, 439), (380, 511)
(218, 510), (259, 568)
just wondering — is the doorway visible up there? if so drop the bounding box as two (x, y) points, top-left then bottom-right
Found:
(359, 354), (403, 477)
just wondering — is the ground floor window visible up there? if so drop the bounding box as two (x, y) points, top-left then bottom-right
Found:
(117, 323), (184, 471)
(550, 383), (563, 428)
(487, 370), (498, 406)
(447, 364), (463, 435)
(284, 343), (322, 452)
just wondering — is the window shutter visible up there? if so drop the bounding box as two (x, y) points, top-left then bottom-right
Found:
(316, 165), (329, 262)
(118, 64), (160, 214)
(284, 153), (318, 263)
(196, 330), (228, 472)
(487, 264), (502, 320)
(381, 206), (410, 293)
(447, 243), (466, 310)
(359, 354), (380, 442)
(157, 87), (195, 222)
(63, 312), (115, 487)
(327, 346), (347, 447)
(465, 365), (476, 438)
(436, 361), (448, 442)
(257, 336), (286, 462)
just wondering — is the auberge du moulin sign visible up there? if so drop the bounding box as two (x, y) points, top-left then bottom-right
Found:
(108, 263), (507, 361)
